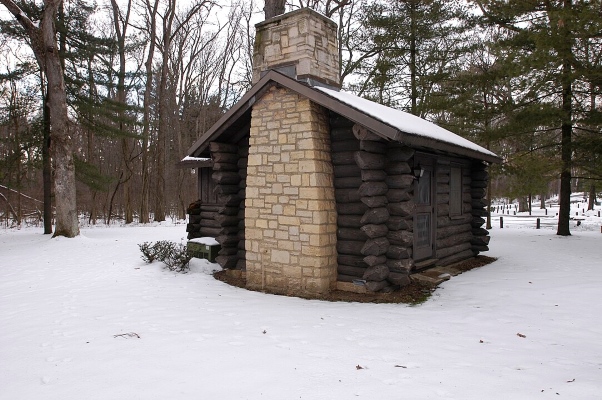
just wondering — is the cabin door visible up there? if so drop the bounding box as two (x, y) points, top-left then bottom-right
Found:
(413, 156), (435, 262)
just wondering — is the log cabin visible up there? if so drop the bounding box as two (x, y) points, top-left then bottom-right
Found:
(181, 8), (501, 296)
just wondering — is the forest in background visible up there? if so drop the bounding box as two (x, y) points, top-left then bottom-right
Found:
(0, 0), (601, 236)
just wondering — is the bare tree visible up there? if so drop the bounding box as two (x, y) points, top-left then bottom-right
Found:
(1, 0), (79, 237)
(265, 0), (285, 18)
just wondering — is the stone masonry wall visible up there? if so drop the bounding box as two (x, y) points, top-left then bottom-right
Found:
(245, 86), (338, 295)
(252, 8), (340, 87)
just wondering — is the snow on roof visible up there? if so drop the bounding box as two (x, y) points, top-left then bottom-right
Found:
(181, 156), (210, 162)
(316, 87), (498, 158)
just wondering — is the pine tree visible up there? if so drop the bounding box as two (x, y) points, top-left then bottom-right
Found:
(473, 0), (602, 236)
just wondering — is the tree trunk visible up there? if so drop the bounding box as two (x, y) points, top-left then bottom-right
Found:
(588, 184), (596, 210)
(264, 0), (285, 19)
(42, 88), (53, 234)
(556, 0), (573, 236)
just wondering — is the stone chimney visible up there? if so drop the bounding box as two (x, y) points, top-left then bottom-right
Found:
(244, 8), (339, 296)
(252, 8), (340, 88)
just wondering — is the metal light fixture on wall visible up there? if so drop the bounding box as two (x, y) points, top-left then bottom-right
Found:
(413, 164), (424, 180)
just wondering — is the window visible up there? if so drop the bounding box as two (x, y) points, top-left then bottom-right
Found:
(450, 166), (462, 217)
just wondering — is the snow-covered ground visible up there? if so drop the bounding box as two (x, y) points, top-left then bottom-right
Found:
(1, 205), (601, 399)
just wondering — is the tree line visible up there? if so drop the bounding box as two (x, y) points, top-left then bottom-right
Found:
(1, 0), (600, 237)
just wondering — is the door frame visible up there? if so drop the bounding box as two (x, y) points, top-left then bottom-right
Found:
(413, 154), (436, 262)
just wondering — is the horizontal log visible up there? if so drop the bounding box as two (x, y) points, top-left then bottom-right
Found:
(363, 255), (387, 267)
(337, 227), (368, 241)
(464, 203), (475, 213)
(472, 208), (489, 217)
(331, 140), (359, 152)
(237, 249), (246, 259)
(385, 161), (411, 175)
(472, 227), (489, 236)
(214, 185), (241, 195)
(471, 180), (488, 188)
(365, 280), (389, 292)
(438, 204), (449, 216)
(199, 227), (222, 237)
(218, 247), (238, 256)
(336, 202), (369, 215)
(334, 176), (363, 189)
(216, 234), (240, 246)
(386, 245), (411, 259)
(199, 211), (217, 220)
(188, 207), (201, 215)
(213, 162), (238, 171)
(220, 226), (240, 235)
(437, 184), (450, 194)
(363, 265), (389, 281)
(359, 140), (387, 153)
(387, 230), (413, 246)
(214, 214), (240, 226)
(471, 236), (491, 246)
(209, 142), (238, 154)
(387, 271), (410, 286)
(212, 171), (241, 185)
(471, 216), (486, 228)
(200, 219), (222, 228)
(332, 151), (357, 165)
(386, 259), (414, 273)
(437, 194), (450, 204)
(386, 216), (412, 231)
(361, 169), (387, 182)
(437, 214), (472, 228)
(472, 199), (487, 209)
(436, 242), (472, 259)
(215, 255), (238, 269)
(361, 237), (390, 256)
(337, 240), (365, 256)
(335, 188), (361, 204)
(359, 181), (388, 197)
(471, 188), (486, 198)
(237, 157), (248, 168)
(385, 174), (414, 189)
(337, 274), (357, 283)
(337, 255), (367, 268)
(437, 223), (471, 239)
(437, 231), (473, 249)
(235, 259), (246, 270)
(472, 170), (488, 181)
(472, 244), (489, 253)
(338, 264), (367, 278)
(355, 151), (386, 170)
(386, 146), (414, 162)
(186, 223), (200, 233)
(334, 164), (361, 178)
(337, 215), (363, 228)
(217, 194), (241, 206)
(218, 206), (240, 215)
(437, 250), (474, 267)
(361, 196), (388, 208)
(437, 174), (450, 184)
(360, 207), (390, 225)
(360, 224), (389, 239)
(386, 189), (411, 203)
(387, 201), (415, 217)
(353, 124), (382, 141)
(212, 152), (239, 164)
(330, 116), (354, 130)
(189, 214), (202, 224)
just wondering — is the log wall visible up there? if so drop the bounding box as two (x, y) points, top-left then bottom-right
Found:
(186, 139), (248, 271)
(330, 117), (491, 292)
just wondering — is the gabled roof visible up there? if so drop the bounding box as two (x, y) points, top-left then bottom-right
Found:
(186, 70), (502, 164)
